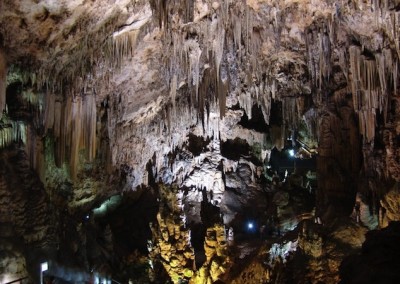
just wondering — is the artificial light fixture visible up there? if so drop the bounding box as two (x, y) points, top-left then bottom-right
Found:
(40, 262), (48, 284)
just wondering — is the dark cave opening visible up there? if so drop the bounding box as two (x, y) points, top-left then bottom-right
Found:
(220, 138), (251, 161)
(268, 147), (316, 178)
(106, 190), (158, 254)
(187, 133), (211, 156)
(5, 82), (26, 120)
(238, 104), (269, 133)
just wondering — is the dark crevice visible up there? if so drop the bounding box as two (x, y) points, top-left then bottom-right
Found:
(187, 133), (210, 156)
(221, 138), (250, 161)
(238, 105), (269, 132)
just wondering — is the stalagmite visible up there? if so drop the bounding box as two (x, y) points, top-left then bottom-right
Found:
(0, 49), (6, 119)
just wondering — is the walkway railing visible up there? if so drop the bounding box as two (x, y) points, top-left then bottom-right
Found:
(4, 276), (29, 284)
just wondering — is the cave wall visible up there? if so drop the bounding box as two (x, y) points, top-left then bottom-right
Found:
(1, 0), (400, 283)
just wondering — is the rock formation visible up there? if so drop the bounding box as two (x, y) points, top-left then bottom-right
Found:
(1, 0), (400, 283)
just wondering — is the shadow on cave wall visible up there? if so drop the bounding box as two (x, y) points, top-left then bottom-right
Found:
(340, 221), (400, 284)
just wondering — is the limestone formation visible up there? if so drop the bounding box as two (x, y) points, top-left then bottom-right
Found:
(1, 0), (400, 283)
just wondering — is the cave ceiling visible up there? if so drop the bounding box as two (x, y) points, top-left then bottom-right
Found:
(1, 0), (400, 283)
(2, 0), (398, 184)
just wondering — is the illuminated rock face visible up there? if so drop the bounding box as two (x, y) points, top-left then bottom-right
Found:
(149, 184), (195, 283)
(380, 186), (400, 227)
(1, 0), (400, 283)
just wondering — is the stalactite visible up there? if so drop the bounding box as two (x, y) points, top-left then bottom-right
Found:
(170, 74), (177, 113)
(27, 128), (44, 174)
(318, 27), (331, 88)
(218, 77), (228, 118)
(260, 80), (272, 125)
(0, 49), (7, 119)
(198, 67), (212, 128)
(232, 12), (242, 54)
(182, 0), (193, 23)
(213, 22), (225, 84)
(0, 118), (27, 149)
(150, 0), (169, 29)
(50, 93), (97, 177)
(305, 30), (317, 87)
(245, 4), (251, 54)
(83, 94), (97, 161)
(112, 29), (139, 68)
(238, 91), (253, 120)
(303, 108), (318, 143)
(283, 98), (298, 130)
(54, 101), (62, 139)
(189, 43), (202, 103)
(44, 93), (55, 133)
(348, 44), (398, 142)
(70, 97), (82, 179)
(166, 105), (171, 133)
(183, 39), (201, 107)
(349, 46), (362, 111)
(391, 11), (400, 59)
(394, 59), (398, 97)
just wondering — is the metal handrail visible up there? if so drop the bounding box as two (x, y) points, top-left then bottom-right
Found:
(4, 276), (29, 284)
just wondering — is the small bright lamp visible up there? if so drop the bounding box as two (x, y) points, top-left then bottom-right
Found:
(40, 262), (48, 284)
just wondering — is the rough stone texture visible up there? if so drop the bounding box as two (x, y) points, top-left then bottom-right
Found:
(0, 146), (56, 282)
(1, 0), (400, 283)
(191, 224), (230, 283)
(150, 184), (195, 284)
(264, 220), (367, 284)
(380, 185), (400, 227)
(340, 221), (400, 284)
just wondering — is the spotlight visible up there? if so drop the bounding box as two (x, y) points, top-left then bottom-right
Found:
(247, 222), (254, 230)
(288, 149), (295, 157)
